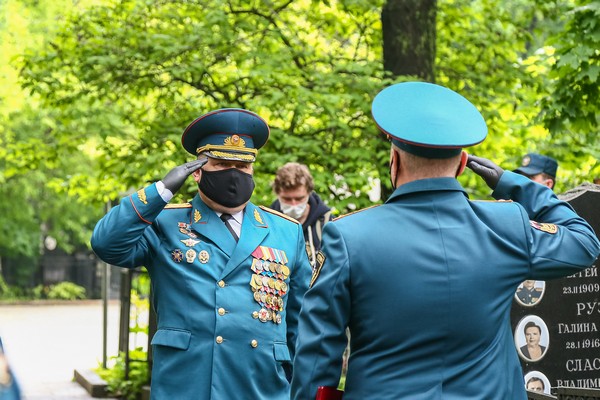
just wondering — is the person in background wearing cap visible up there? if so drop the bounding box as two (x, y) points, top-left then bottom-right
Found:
(290, 82), (600, 400)
(270, 162), (333, 269)
(514, 153), (558, 189)
(91, 108), (312, 400)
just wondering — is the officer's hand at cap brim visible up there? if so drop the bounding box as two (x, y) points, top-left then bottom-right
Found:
(467, 154), (504, 190)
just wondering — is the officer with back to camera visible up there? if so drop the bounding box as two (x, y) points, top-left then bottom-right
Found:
(290, 82), (600, 400)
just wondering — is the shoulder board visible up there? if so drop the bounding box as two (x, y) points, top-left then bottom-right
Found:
(259, 205), (300, 224)
(164, 203), (192, 209)
(333, 204), (381, 221)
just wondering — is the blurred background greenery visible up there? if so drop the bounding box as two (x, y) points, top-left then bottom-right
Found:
(0, 0), (598, 291)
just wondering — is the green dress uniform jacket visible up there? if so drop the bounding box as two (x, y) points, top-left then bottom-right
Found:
(91, 183), (311, 400)
(291, 172), (600, 400)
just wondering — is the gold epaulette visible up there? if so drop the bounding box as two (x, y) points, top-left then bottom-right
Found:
(259, 205), (300, 224)
(164, 203), (193, 209)
(333, 204), (381, 221)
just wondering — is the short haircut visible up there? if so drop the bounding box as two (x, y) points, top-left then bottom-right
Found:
(393, 144), (462, 177)
(524, 321), (542, 335)
(273, 162), (314, 193)
(539, 172), (556, 189)
(526, 377), (545, 390)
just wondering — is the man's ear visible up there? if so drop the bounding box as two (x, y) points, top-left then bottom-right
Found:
(192, 168), (202, 183)
(389, 147), (401, 188)
(456, 151), (468, 177)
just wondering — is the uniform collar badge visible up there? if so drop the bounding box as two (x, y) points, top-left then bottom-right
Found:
(254, 209), (264, 225)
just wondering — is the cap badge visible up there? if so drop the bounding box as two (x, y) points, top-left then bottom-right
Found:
(224, 134), (246, 148)
(522, 155), (531, 167)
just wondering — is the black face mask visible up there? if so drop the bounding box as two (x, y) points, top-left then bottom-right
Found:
(199, 168), (255, 208)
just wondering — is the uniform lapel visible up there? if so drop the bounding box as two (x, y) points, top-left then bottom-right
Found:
(220, 203), (269, 279)
(189, 196), (236, 255)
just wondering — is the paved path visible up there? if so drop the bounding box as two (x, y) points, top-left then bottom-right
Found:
(0, 301), (121, 399)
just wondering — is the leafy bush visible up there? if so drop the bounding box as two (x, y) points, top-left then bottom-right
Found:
(0, 277), (87, 301)
(96, 349), (149, 400)
(46, 281), (86, 300)
(0, 275), (27, 300)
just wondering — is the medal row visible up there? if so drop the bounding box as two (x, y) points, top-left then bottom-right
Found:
(253, 308), (283, 324)
(253, 290), (285, 311)
(251, 258), (290, 279)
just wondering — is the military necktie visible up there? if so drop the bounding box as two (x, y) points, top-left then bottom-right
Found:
(220, 213), (239, 242)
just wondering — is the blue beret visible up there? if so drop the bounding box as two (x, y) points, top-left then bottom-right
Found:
(372, 82), (488, 158)
(514, 153), (558, 178)
(181, 108), (270, 162)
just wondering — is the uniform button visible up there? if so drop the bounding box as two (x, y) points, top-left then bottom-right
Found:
(252, 311), (259, 319)
(216, 336), (223, 344)
(251, 340), (258, 348)
(218, 308), (226, 316)
(217, 280), (225, 288)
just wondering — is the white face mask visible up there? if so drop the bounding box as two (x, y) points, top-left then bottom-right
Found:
(280, 201), (308, 220)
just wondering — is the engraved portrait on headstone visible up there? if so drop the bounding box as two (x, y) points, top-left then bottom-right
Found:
(515, 280), (546, 306)
(515, 316), (550, 362)
(524, 371), (551, 395)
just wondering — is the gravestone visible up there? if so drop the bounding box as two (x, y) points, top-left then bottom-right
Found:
(511, 183), (600, 395)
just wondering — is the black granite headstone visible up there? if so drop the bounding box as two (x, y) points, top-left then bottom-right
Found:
(511, 183), (600, 395)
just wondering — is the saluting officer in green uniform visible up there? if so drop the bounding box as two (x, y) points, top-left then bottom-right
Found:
(92, 108), (312, 400)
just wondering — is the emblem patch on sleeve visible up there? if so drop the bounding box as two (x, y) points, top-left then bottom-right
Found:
(530, 221), (558, 234)
(310, 251), (326, 288)
(137, 188), (148, 204)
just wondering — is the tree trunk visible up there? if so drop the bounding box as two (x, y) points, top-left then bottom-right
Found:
(381, 0), (436, 82)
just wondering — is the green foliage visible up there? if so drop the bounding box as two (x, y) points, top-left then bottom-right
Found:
(2, 0), (598, 234)
(542, 0), (600, 134)
(0, 0), (104, 260)
(96, 350), (149, 400)
(539, 0), (600, 185)
(18, 0), (389, 211)
(0, 274), (18, 299)
(46, 281), (87, 300)
(0, 279), (86, 301)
